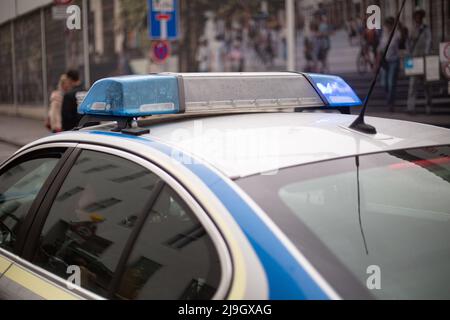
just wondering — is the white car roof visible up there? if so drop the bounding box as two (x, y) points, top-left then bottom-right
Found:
(143, 113), (450, 178)
(26, 113), (450, 179)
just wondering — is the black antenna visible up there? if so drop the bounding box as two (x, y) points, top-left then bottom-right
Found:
(349, 0), (407, 134)
(355, 156), (369, 255)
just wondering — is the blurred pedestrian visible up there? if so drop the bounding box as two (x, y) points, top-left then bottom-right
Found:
(315, 2), (327, 19)
(229, 40), (244, 72)
(305, 20), (319, 72)
(210, 35), (226, 72)
(46, 74), (71, 133)
(315, 14), (331, 73)
(61, 70), (83, 131)
(377, 17), (401, 111)
(407, 8), (432, 114)
(398, 21), (409, 51)
(347, 18), (358, 46)
(303, 34), (316, 72)
(365, 27), (380, 62)
(196, 38), (211, 72)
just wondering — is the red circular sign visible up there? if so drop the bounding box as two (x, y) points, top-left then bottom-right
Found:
(444, 43), (450, 60)
(151, 41), (170, 64)
(444, 63), (450, 78)
(54, 0), (73, 5)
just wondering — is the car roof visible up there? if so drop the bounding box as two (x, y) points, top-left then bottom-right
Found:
(140, 113), (450, 178)
(26, 112), (450, 179)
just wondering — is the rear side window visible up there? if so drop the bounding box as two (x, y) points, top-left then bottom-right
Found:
(32, 150), (160, 298)
(115, 185), (222, 300)
(0, 149), (65, 252)
(238, 146), (450, 299)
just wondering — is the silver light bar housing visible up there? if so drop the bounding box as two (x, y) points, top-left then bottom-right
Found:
(166, 72), (325, 114)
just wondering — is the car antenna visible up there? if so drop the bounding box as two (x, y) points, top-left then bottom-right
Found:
(349, 0), (407, 134)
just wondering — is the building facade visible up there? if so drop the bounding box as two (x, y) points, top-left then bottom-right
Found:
(0, 0), (449, 109)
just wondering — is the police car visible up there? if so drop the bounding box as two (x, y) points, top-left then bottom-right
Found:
(0, 72), (449, 300)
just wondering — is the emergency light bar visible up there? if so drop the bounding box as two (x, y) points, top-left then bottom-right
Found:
(78, 72), (362, 118)
(307, 73), (362, 107)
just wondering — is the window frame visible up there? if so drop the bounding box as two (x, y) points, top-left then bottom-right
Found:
(20, 144), (233, 300)
(0, 143), (76, 255)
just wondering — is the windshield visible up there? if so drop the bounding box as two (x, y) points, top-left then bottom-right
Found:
(237, 146), (450, 299)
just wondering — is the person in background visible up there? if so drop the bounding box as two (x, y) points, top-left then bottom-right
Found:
(196, 38), (210, 72)
(407, 8), (432, 114)
(306, 19), (320, 72)
(210, 35), (226, 72)
(316, 14), (332, 73)
(377, 17), (401, 112)
(398, 21), (409, 51)
(347, 18), (358, 46)
(229, 40), (244, 72)
(303, 33), (316, 72)
(46, 74), (71, 133)
(315, 2), (327, 19)
(364, 25), (380, 69)
(61, 70), (83, 131)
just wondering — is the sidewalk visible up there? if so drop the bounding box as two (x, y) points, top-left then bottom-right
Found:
(0, 115), (50, 147)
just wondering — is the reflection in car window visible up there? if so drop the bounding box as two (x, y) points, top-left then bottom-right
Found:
(33, 150), (159, 298)
(0, 149), (64, 252)
(238, 146), (450, 299)
(116, 186), (221, 300)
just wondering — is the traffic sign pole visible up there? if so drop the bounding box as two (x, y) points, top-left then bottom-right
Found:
(286, 0), (295, 71)
(82, 0), (90, 88)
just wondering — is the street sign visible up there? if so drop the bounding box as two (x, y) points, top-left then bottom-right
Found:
(151, 40), (171, 63)
(440, 42), (450, 79)
(148, 0), (179, 40)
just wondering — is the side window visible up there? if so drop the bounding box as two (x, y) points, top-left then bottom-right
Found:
(115, 185), (222, 300)
(0, 148), (65, 252)
(32, 150), (159, 298)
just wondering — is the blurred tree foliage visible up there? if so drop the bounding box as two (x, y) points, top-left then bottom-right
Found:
(118, 0), (148, 52)
(119, 0), (147, 31)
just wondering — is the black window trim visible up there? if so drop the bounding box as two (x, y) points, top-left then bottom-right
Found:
(19, 144), (233, 300)
(22, 147), (82, 260)
(0, 144), (77, 256)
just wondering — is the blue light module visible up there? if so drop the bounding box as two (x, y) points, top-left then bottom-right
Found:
(78, 75), (181, 117)
(307, 73), (362, 107)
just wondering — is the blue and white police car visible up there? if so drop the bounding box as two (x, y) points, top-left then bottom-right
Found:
(0, 72), (449, 300)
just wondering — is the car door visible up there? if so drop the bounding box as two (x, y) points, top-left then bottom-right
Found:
(0, 144), (82, 299)
(20, 144), (230, 300)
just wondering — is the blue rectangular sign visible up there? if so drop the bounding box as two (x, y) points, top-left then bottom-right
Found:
(148, 0), (179, 40)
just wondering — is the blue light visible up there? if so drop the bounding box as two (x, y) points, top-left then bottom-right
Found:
(307, 73), (362, 107)
(78, 75), (181, 117)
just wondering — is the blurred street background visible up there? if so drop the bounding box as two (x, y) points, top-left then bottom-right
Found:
(0, 0), (450, 161)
